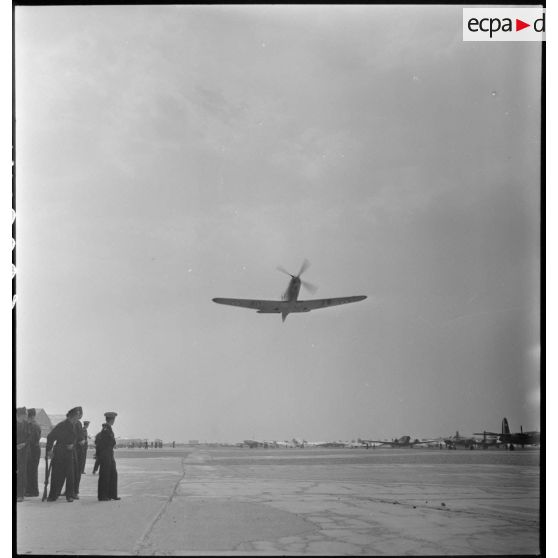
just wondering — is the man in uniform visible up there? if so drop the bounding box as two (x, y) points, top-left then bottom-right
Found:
(73, 407), (86, 497)
(25, 408), (42, 497)
(97, 411), (120, 501)
(16, 407), (30, 502)
(80, 420), (90, 474)
(46, 408), (79, 502)
(92, 422), (107, 474)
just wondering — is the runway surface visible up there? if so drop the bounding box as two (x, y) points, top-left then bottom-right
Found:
(16, 447), (540, 555)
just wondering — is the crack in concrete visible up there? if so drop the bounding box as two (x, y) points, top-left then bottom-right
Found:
(132, 457), (187, 556)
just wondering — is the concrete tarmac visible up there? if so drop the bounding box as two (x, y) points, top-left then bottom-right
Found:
(16, 447), (540, 555)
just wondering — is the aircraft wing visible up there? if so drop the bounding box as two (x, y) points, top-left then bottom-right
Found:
(292, 296), (367, 311)
(212, 296), (366, 313)
(212, 298), (285, 312)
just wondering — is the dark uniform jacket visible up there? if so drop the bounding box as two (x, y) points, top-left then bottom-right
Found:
(16, 420), (31, 498)
(16, 421), (30, 447)
(75, 421), (85, 447)
(97, 423), (118, 500)
(46, 419), (77, 454)
(73, 420), (85, 491)
(46, 419), (78, 500)
(96, 424), (116, 456)
(28, 421), (41, 448)
(26, 421), (42, 496)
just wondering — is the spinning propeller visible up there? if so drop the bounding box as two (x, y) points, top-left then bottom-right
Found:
(276, 259), (318, 294)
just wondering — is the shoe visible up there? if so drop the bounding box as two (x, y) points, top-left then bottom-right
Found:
(47, 497), (57, 502)
(73, 495), (80, 500)
(98, 497), (110, 501)
(66, 498), (74, 502)
(111, 497), (121, 500)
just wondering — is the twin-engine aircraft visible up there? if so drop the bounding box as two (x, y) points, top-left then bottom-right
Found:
(213, 260), (367, 322)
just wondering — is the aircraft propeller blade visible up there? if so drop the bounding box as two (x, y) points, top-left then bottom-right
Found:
(301, 279), (318, 294)
(276, 266), (294, 278)
(297, 259), (310, 277)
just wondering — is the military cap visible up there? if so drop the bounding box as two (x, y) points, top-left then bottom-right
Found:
(27, 408), (36, 417)
(104, 411), (118, 419)
(66, 407), (80, 418)
(16, 407), (27, 416)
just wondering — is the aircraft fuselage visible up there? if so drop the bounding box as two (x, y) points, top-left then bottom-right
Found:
(280, 277), (302, 321)
(283, 277), (302, 302)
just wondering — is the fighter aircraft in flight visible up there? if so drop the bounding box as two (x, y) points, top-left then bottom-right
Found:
(212, 260), (367, 322)
(474, 418), (540, 449)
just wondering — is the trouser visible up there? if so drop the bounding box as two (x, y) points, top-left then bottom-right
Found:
(73, 449), (82, 494)
(17, 448), (28, 499)
(25, 446), (41, 496)
(79, 445), (88, 473)
(98, 452), (118, 500)
(48, 447), (75, 500)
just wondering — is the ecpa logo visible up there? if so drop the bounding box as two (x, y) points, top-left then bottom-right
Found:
(463, 8), (545, 41)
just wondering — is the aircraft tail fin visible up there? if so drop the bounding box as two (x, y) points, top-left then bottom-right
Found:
(502, 418), (510, 435)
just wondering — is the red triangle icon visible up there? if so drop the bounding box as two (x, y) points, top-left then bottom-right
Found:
(516, 19), (530, 31)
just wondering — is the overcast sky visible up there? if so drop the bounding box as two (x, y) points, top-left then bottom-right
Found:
(15, 5), (540, 443)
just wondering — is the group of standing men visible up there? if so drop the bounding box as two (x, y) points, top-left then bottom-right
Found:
(15, 406), (119, 503)
(16, 407), (42, 501)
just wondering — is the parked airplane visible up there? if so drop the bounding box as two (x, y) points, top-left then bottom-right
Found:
(290, 438), (342, 448)
(474, 418), (540, 449)
(213, 260), (367, 322)
(275, 440), (296, 448)
(345, 440), (370, 449)
(243, 439), (279, 448)
(242, 439), (264, 448)
(360, 436), (430, 448)
(242, 439), (297, 449)
(472, 431), (500, 449)
(316, 441), (347, 448)
(443, 431), (476, 450)
(299, 440), (330, 448)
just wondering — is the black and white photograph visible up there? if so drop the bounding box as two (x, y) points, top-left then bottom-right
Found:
(13, 4), (542, 555)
